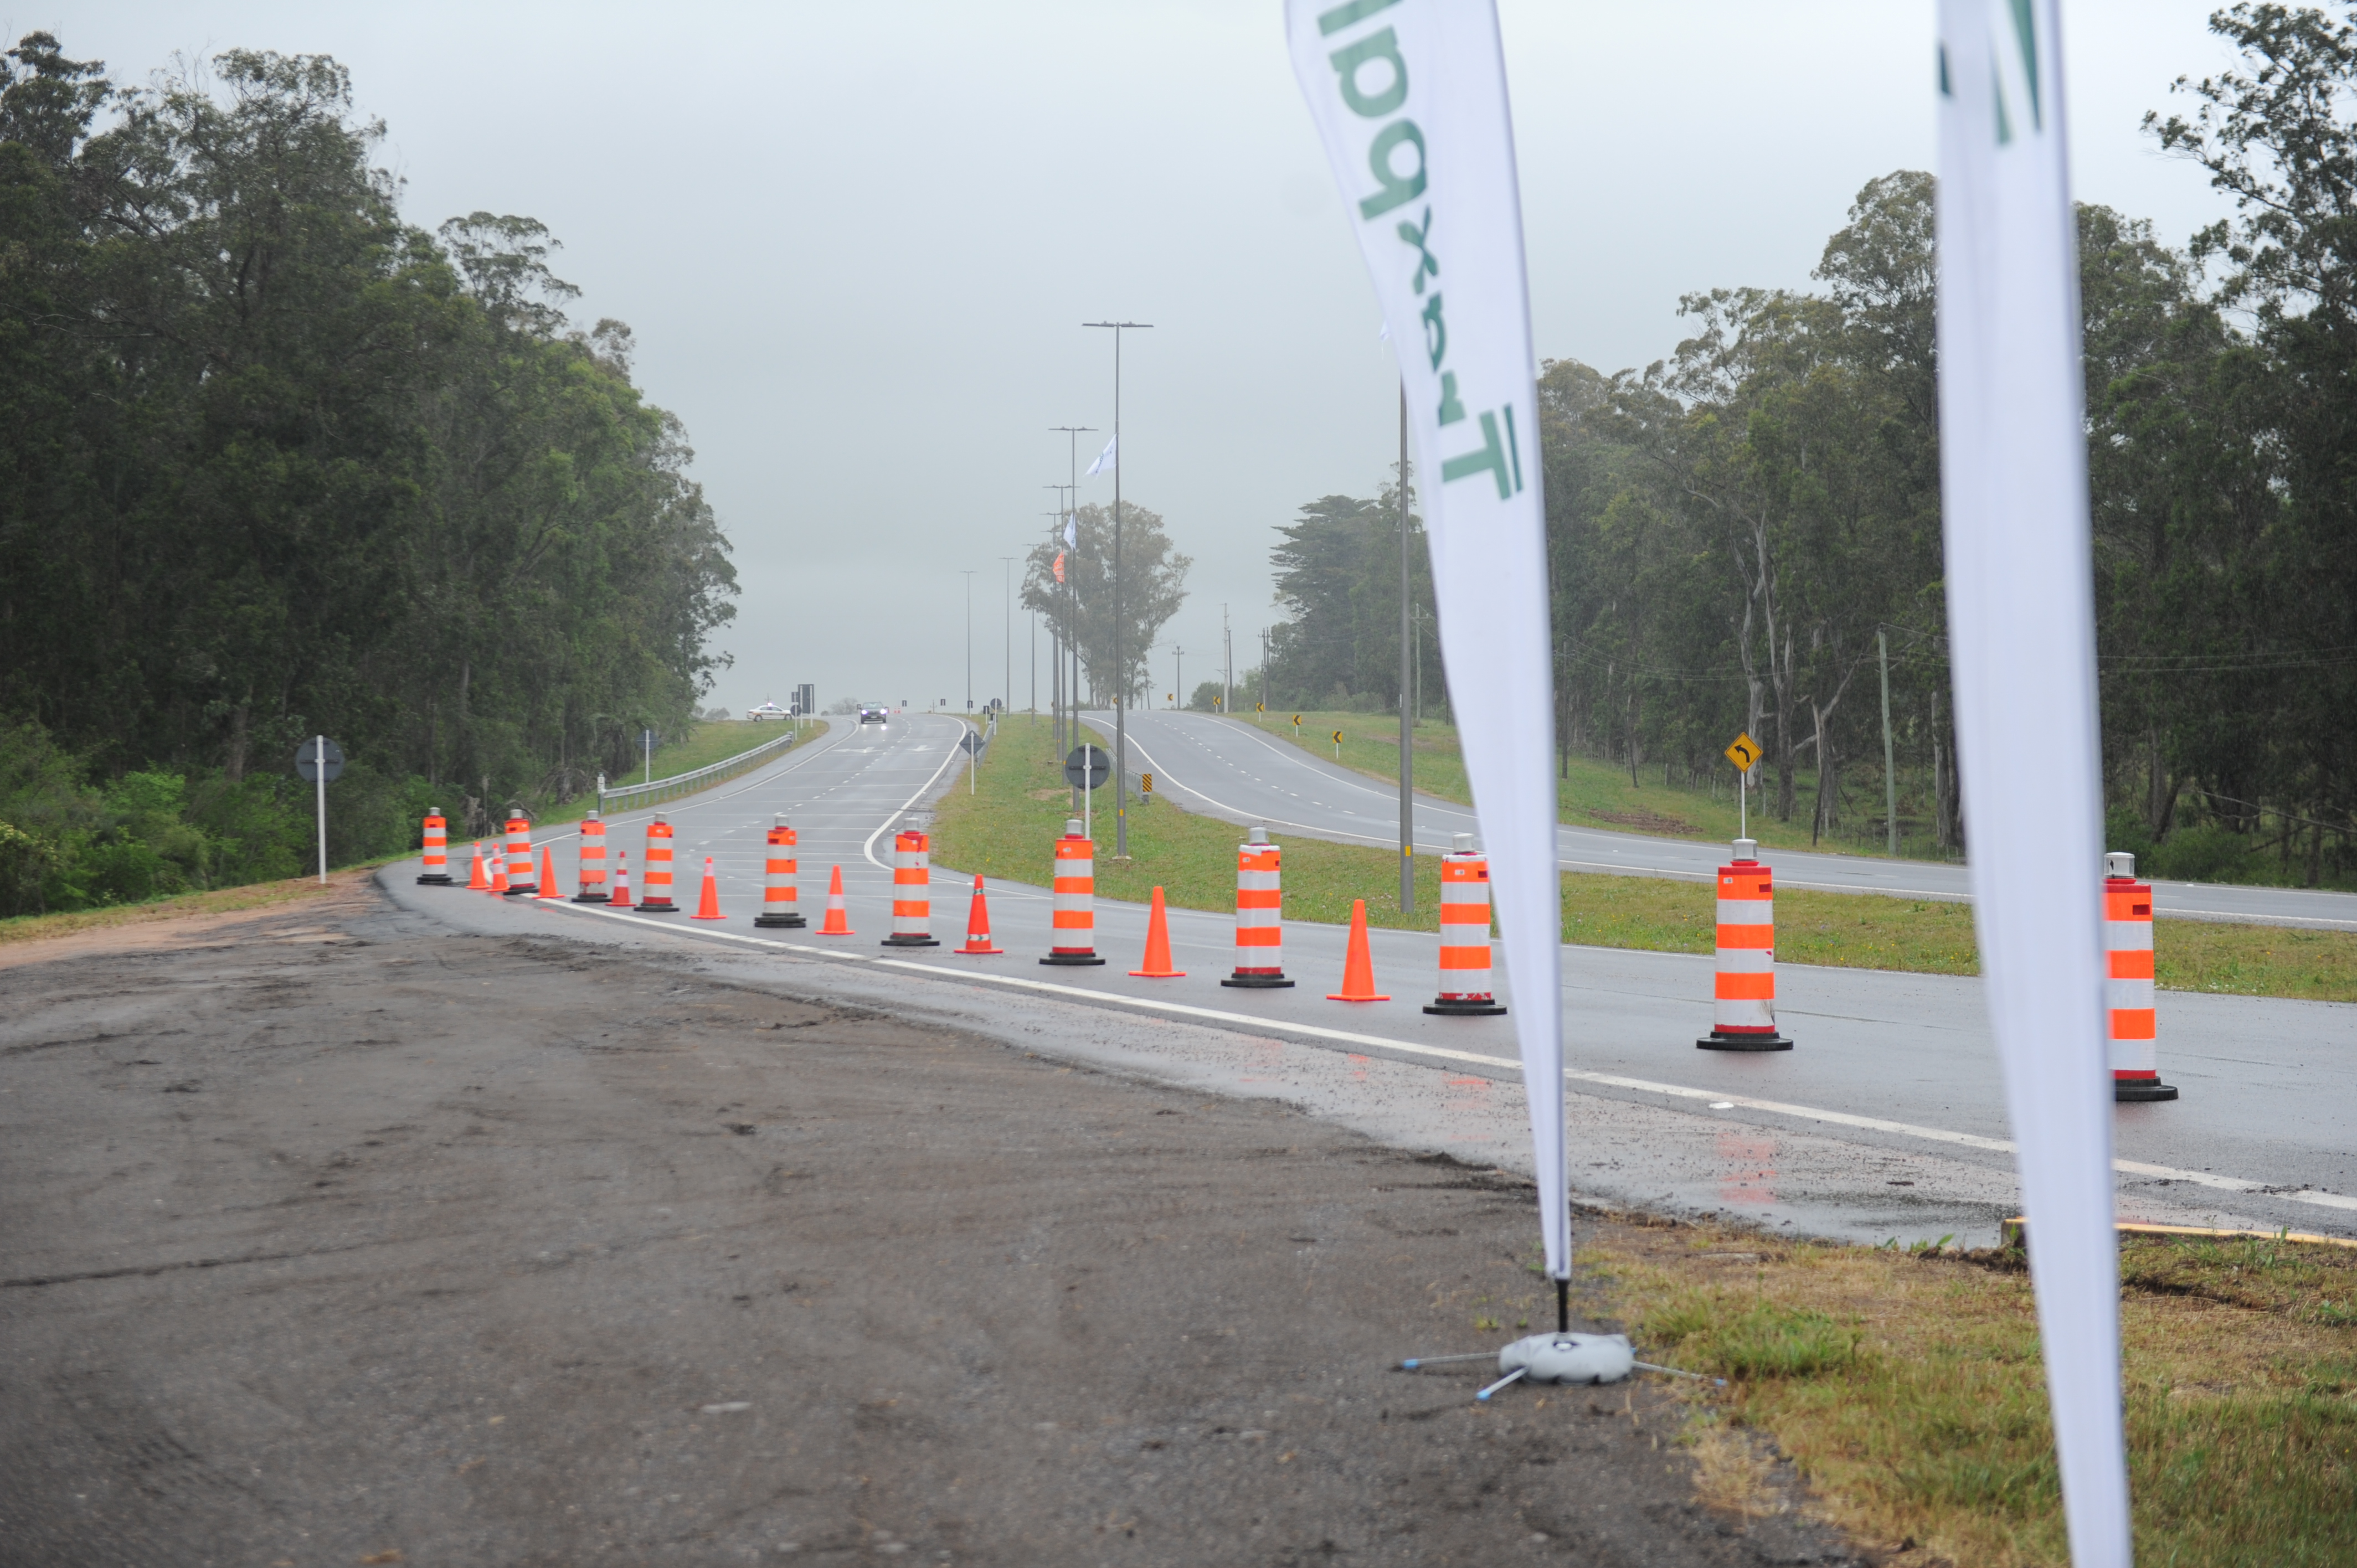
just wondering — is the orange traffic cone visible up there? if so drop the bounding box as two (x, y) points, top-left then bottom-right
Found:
(466, 842), (490, 890)
(956, 874), (1003, 954)
(488, 846), (509, 894)
(691, 857), (724, 920)
(1326, 899), (1390, 1001)
(819, 865), (854, 935)
(1130, 885), (1186, 977)
(535, 844), (562, 899)
(610, 850), (632, 910)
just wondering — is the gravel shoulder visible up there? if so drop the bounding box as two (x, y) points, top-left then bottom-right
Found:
(0, 880), (1869, 1566)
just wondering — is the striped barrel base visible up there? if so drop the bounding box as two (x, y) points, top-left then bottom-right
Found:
(882, 933), (941, 948)
(1041, 950), (1105, 967)
(1221, 971), (1295, 989)
(1697, 1029), (1792, 1052)
(572, 889), (611, 904)
(1424, 996), (1507, 1017)
(415, 873), (452, 886)
(501, 886), (533, 898)
(636, 898), (678, 914)
(2114, 1074), (2179, 1103)
(754, 911), (806, 929)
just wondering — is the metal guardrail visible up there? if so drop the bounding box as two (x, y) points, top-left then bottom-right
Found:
(597, 726), (804, 814)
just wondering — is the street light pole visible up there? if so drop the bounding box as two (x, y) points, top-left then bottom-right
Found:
(1083, 321), (1151, 859)
(1000, 555), (1015, 720)
(963, 569), (975, 713)
(1048, 429), (1095, 792)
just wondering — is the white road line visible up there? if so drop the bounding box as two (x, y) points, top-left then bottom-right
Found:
(531, 897), (2357, 1220)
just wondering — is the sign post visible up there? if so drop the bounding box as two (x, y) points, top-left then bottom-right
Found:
(1724, 731), (1762, 841)
(294, 737), (346, 883)
(1064, 744), (1110, 844)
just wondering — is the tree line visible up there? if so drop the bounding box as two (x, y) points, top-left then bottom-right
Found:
(0, 35), (736, 912)
(1265, 5), (2357, 888)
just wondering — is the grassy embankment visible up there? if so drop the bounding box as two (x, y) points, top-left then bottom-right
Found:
(1544, 1219), (2357, 1567)
(933, 719), (2357, 1002)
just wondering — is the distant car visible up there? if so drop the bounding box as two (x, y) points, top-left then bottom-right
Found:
(858, 706), (888, 725)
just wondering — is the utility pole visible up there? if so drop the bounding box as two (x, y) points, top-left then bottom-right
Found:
(1083, 321), (1151, 859)
(1879, 629), (1898, 856)
(1223, 605), (1232, 716)
(1398, 381), (1414, 912)
(962, 570), (975, 713)
(1174, 645), (1183, 711)
(1000, 555), (1015, 720)
(1049, 430), (1095, 792)
(1042, 505), (1067, 751)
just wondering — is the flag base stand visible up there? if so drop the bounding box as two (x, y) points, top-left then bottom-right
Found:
(1424, 998), (1507, 1017)
(754, 912), (807, 929)
(2114, 1076), (2179, 1102)
(1697, 1030), (1792, 1051)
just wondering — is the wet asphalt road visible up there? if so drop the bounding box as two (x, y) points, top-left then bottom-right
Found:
(0, 883), (1865, 1567)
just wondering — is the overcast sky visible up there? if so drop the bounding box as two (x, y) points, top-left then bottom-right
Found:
(38, 1), (2247, 716)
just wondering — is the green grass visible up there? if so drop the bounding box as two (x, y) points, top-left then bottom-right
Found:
(0, 858), (402, 948)
(1247, 709), (1956, 863)
(1582, 1223), (2357, 1567)
(527, 719), (828, 832)
(935, 720), (2357, 1001)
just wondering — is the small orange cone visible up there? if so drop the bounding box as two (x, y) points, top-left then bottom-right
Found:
(691, 856), (724, 920)
(819, 865), (854, 935)
(466, 842), (490, 890)
(488, 846), (508, 894)
(956, 874), (1002, 954)
(536, 844), (562, 899)
(1130, 886), (1185, 977)
(610, 850), (632, 910)
(1326, 899), (1390, 1001)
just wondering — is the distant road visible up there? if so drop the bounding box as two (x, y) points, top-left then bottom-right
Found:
(1094, 709), (2357, 930)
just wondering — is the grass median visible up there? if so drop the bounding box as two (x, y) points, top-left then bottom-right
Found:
(1566, 1219), (2357, 1567)
(934, 720), (2357, 1001)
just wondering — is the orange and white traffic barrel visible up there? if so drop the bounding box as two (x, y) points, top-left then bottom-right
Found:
(1425, 834), (1506, 1015)
(2105, 852), (2178, 1102)
(573, 810), (609, 903)
(883, 827), (940, 947)
(638, 814), (678, 912)
(1697, 838), (1790, 1051)
(503, 812), (536, 897)
(1222, 826), (1294, 988)
(416, 808), (451, 885)
(1041, 819), (1105, 966)
(754, 816), (804, 928)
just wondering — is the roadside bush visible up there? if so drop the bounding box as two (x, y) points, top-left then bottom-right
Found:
(2149, 823), (2256, 885)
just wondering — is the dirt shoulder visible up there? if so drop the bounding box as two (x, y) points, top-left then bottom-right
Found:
(0, 883), (1861, 1566)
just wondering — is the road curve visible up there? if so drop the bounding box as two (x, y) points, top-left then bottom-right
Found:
(1093, 709), (2357, 930)
(393, 708), (2357, 1250)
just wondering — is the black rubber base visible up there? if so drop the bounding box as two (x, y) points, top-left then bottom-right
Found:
(416, 874), (452, 886)
(882, 935), (941, 948)
(1424, 999), (1509, 1016)
(1697, 1032), (1793, 1052)
(1222, 974), (1296, 989)
(502, 888), (534, 898)
(1041, 952), (1106, 967)
(636, 901), (677, 914)
(2116, 1079), (2180, 1102)
(754, 914), (807, 929)
(572, 892), (611, 904)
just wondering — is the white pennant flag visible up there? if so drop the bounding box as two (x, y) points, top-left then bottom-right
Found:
(1937, 3), (2130, 1563)
(1063, 513), (1078, 550)
(1085, 435), (1117, 477)
(1287, 0), (1565, 1282)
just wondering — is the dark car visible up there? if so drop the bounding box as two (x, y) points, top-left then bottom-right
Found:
(858, 706), (888, 724)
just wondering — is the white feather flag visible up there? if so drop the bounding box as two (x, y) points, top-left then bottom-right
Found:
(1286, 0), (1566, 1282)
(1937, 3), (2131, 1562)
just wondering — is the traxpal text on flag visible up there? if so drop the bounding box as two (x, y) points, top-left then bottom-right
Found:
(1320, 0), (1525, 503)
